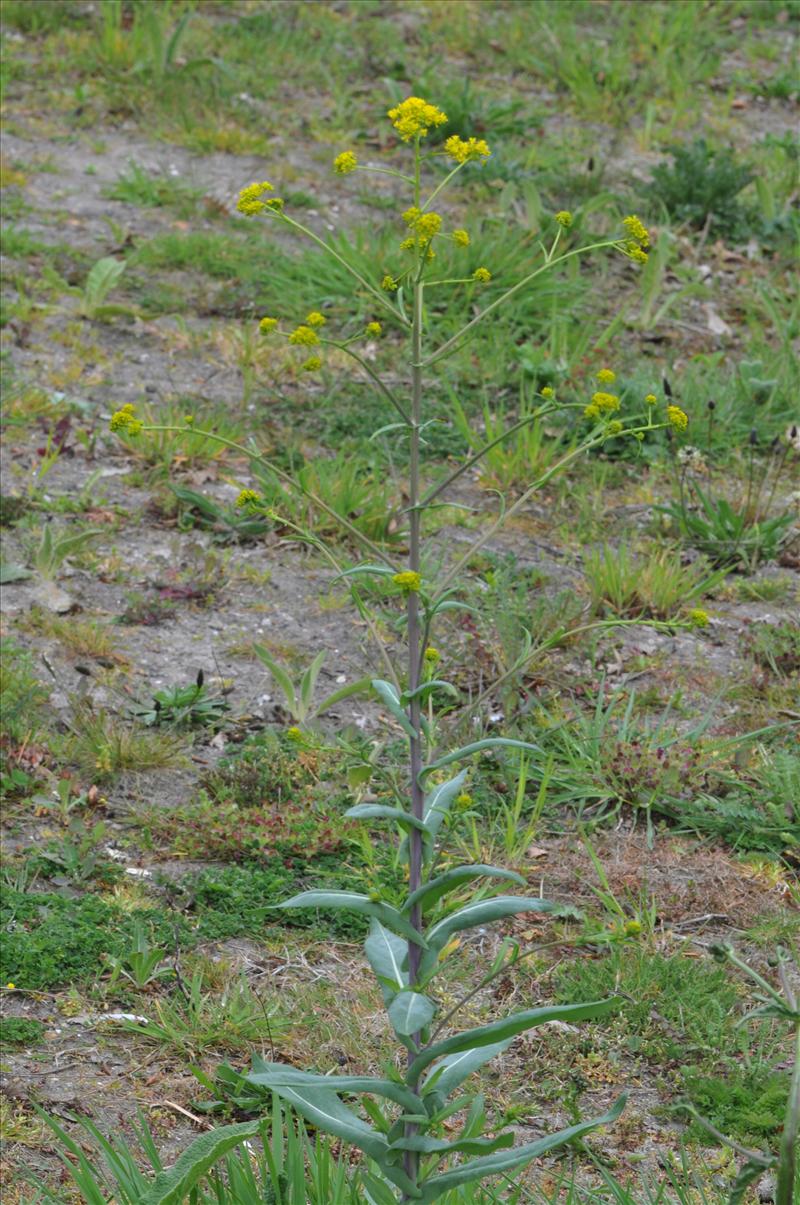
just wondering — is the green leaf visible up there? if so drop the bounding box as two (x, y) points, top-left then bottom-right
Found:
(364, 920), (408, 997)
(388, 991), (435, 1037)
(421, 739), (541, 782)
(256, 1082), (388, 1162)
(404, 865), (525, 915)
(0, 562), (31, 583)
(415, 1096), (627, 1202)
(300, 649), (326, 710)
(345, 804), (430, 833)
(372, 679), (417, 739)
(83, 256), (126, 315)
(140, 1120), (260, 1204)
(423, 770), (468, 841)
(246, 1058), (420, 1114)
(401, 681), (459, 705)
(419, 896), (555, 977)
(317, 674), (372, 715)
(407, 999), (622, 1081)
(422, 1039), (514, 1102)
(389, 1132), (514, 1157)
(252, 644), (297, 712)
(279, 891), (427, 948)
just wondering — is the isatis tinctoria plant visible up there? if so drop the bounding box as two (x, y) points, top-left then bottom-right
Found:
(112, 96), (688, 1204)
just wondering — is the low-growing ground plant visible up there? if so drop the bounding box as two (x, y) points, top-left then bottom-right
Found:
(103, 94), (704, 1204)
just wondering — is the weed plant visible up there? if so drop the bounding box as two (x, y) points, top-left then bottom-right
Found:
(104, 94), (704, 1204)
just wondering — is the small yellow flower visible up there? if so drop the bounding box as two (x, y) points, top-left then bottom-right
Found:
(624, 242), (649, 264)
(306, 311), (326, 327)
(237, 180), (273, 216)
(288, 325), (320, 346)
(688, 608), (710, 628)
(365, 321), (382, 336)
(473, 267), (491, 283)
(456, 793), (473, 809)
(6, 982), (15, 990)
(645, 393), (657, 405)
(584, 404), (600, 420)
(381, 275), (398, 292)
(392, 570), (422, 592)
(333, 151), (358, 174)
(109, 404), (139, 433)
(443, 135), (491, 164)
(184, 415), (194, 425)
(596, 368), (616, 384)
(424, 646), (440, 663)
(667, 404), (689, 432)
(259, 316), (278, 333)
(591, 391), (620, 413)
(540, 386), (554, 399)
(415, 211), (442, 241)
(402, 205), (421, 227)
(606, 420), (624, 435)
(555, 210), (573, 228)
(399, 236), (415, 251)
(622, 214), (650, 247)
(236, 488), (260, 509)
(452, 228), (470, 247)
(388, 96), (448, 142)
(301, 355), (322, 372)
(286, 726), (303, 741)
(624, 920), (642, 936)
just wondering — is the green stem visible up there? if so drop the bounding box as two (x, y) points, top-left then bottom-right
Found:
(420, 240), (622, 368)
(136, 425), (393, 566)
(776, 1023), (799, 1205)
(279, 213), (408, 323)
(402, 138), (426, 1201)
(323, 341), (411, 425)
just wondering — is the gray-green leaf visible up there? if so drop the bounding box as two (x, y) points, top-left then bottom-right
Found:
(388, 991), (435, 1037)
(140, 1120), (260, 1204)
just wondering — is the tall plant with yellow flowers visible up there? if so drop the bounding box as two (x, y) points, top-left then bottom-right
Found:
(117, 97), (688, 1205)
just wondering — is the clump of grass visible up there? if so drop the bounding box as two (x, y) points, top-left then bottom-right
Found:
(649, 139), (755, 239)
(115, 401), (244, 470)
(65, 701), (187, 780)
(105, 163), (205, 218)
(20, 609), (127, 664)
(748, 621), (800, 677)
(583, 543), (725, 620)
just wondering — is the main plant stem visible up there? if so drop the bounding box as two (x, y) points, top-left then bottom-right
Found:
(403, 148), (426, 1198)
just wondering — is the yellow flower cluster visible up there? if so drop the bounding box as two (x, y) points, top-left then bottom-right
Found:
(387, 96), (448, 141)
(452, 228), (470, 247)
(623, 214), (650, 248)
(596, 368), (616, 384)
(443, 135), (491, 164)
(424, 646), (440, 664)
(236, 488), (260, 508)
(306, 311), (326, 327)
(402, 207), (442, 244)
(620, 213), (650, 264)
(392, 570), (422, 592)
(109, 403), (142, 435)
(667, 404), (689, 431)
(334, 151), (358, 174)
(688, 608), (710, 628)
(365, 321), (382, 336)
(382, 275), (398, 291)
(555, 210), (573, 228)
(473, 267), (491, 282)
(288, 325), (320, 346)
(301, 356), (322, 372)
(540, 386), (554, 398)
(259, 316), (278, 333)
(645, 393), (657, 405)
(584, 390), (620, 420)
(237, 180), (274, 215)
(607, 420), (624, 435)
